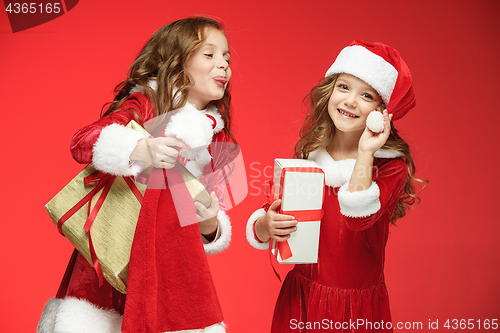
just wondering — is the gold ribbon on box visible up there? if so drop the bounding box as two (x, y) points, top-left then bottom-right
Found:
(46, 120), (211, 294)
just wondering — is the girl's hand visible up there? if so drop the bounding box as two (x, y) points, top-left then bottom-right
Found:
(255, 199), (298, 243)
(130, 137), (190, 169)
(358, 109), (393, 156)
(196, 192), (220, 239)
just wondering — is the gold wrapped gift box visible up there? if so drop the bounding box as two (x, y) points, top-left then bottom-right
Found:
(46, 121), (210, 294)
(46, 165), (144, 294)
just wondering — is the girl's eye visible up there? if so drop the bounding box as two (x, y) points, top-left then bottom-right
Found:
(225, 59), (231, 65)
(204, 54), (214, 58)
(338, 84), (348, 90)
(362, 93), (373, 100)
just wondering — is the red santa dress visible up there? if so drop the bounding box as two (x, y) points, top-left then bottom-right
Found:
(37, 92), (232, 333)
(246, 147), (407, 333)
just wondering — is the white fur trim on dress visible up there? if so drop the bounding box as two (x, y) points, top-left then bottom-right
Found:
(37, 298), (62, 333)
(308, 147), (402, 188)
(166, 322), (226, 333)
(165, 104), (213, 158)
(92, 123), (148, 177)
(203, 210), (231, 255)
(205, 109), (224, 134)
(308, 148), (356, 188)
(246, 208), (269, 250)
(131, 81), (185, 109)
(129, 80), (157, 95)
(164, 102), (223, 178)
(325, 45), (398, 105)
(37, 297), (122, 333)
(338, 181), (381, 218)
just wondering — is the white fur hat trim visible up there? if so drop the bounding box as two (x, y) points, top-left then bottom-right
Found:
(326, 45), (398, 104)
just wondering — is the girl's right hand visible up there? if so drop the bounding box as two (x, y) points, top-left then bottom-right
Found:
(358, 110), (393, 156)
(255, 199), (298, 243)
(130, 137), (190, 169)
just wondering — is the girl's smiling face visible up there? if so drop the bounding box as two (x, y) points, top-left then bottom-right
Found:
(185, 28), (232, 110)
(328, 73), (383, 134)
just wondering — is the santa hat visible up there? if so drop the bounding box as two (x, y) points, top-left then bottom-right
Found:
(325, 40), (416, 121)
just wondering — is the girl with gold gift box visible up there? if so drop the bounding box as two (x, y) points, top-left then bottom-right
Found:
(38, 17), (234, 333)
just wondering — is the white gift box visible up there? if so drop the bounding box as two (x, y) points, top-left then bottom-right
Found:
(271, 159), (325, 264)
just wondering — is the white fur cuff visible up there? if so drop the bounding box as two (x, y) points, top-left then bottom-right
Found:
(92, 123), (148, 176)
(246, 208), (269, 250)
(338, 181), (381, 218)
(37, 297), (123, 333)
(203, 210), (231, 254)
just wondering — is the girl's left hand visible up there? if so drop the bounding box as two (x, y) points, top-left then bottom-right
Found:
(358, 109), (393, 155)
(195, 191), (220, 237)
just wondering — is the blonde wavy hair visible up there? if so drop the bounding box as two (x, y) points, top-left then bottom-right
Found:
(102, 17), (235, 142)
(294, 74), (427, 222)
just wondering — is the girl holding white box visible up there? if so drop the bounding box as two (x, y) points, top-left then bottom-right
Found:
(247, 40), (427, 332)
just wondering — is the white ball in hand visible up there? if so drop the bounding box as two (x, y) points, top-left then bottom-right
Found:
(366, 111), (385, 133)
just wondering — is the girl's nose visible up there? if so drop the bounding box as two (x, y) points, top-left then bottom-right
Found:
(344, 95), (357, 108)
(217, 57), (229, 70)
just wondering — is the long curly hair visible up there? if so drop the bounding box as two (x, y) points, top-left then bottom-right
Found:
(102, 17), (235, 142)
(294, 74), (427, 222)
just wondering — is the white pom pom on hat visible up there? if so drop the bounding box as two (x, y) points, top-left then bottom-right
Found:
(366, 111), (385, 133)
(325, 40), (416, 121)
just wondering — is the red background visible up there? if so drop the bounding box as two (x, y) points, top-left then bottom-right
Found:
(1, 1), (500, 332)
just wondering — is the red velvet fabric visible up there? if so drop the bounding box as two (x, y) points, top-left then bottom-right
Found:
(70, 93), (154, 165)
(121, 167), (222, 332)
(271, 158), (407, 333)
(56, 249), (127, 313)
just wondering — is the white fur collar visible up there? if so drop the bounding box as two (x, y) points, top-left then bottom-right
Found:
(131, 81), (225, 178)
(130, 80), (183, 109)
(129, 79), (158, 95)
(308, 147), (403, 188)
(130, 80), (224, 134)
(164, 101), (224, 178)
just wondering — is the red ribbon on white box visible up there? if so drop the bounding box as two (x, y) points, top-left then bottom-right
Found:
(264, 166), (325, 261)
